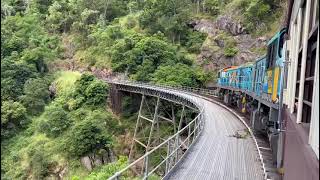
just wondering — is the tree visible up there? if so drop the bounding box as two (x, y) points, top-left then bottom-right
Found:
(27, 143), (50, 179)
(46, 0), (73, 33)
(1, 59), (37, 101)
(38, 104), (70, 137)
(85, 80), (109, 106)
(2, 14), (60, 59)
(151, 63), (209, 87)
(64, 119), (112, 157)
(1, 101), (27, 138)
(183, 30), (207, 53)
(139, 0), (191, 43)
(111, 36), (181, 81)
(202, 0), (220, 15)
(244, 0), (271, 31)
(72, 73), (109, 107)
(19, 78), (51, 115)
(30, 0), (54, 14)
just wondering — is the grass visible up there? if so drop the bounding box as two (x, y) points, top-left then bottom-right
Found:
(54, 71), (81, 95)
(118, 12), (142, 30)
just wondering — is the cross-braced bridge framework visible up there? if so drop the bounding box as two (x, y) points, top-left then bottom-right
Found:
(105, 79), (267, 180)
(106, 80), (210, 179)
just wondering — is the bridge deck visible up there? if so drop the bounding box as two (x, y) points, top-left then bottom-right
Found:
(161, 90), (265, 180)
(108, 81), (265, 180)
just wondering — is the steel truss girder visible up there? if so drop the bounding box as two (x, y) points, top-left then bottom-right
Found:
(112, 83), (199, 111)
(108, 82), (203, 179)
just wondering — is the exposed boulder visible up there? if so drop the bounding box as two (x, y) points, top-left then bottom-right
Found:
(214, 16), (246, 36)
(191, 15), (246, 36)
(80, 156), (93, 171)
(49, 82), (57, 99)
(81, 148), (117, 171)
(192, 19), (217, 36)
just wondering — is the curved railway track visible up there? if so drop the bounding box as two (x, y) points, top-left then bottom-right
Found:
(106, 80), (269, 180)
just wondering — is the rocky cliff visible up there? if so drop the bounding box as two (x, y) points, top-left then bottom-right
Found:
(190, 16), (269, 73)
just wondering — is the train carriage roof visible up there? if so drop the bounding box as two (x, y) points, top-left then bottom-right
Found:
(267, 28), (287, 45)
(220, 66), (238, 72)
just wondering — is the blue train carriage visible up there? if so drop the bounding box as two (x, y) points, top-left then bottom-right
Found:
(238, 62), (254, 91)
(262, 28), (287, 104)
(227, 66), (240, 89)
(217, 66), (238, 87)
(253, 56), (267, 97)
(216, 29), (287, 165)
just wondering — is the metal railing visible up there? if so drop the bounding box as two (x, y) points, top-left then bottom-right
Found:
(106, 79), (206, 180)
(104, 74), (220, 98)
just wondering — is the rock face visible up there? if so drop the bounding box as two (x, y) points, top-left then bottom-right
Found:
(80, 148), (117, 171)
(191, 15), (245, 36)
(81, 156), (93, 171)
(191, 16), (269, 72)
(214, 16), (246, 36)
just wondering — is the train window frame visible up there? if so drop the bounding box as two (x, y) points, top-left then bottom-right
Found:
(267, 40), (278, 68)
(267, 44), (273, 68)
(278, 33), (285, 58)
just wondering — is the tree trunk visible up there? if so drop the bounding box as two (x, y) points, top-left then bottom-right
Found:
(103, 0), (111, 24)
(202, 0), (206, 13)
(197, 0), (200, 14)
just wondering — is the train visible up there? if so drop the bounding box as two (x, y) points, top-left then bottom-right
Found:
(216, 28), (287, 165)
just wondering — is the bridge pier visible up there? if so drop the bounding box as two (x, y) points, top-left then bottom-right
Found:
(106, 81), (204, 179)
(109, 84), (123, 115)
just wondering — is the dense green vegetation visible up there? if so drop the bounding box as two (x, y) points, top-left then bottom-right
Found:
(1, 0), (283, 179)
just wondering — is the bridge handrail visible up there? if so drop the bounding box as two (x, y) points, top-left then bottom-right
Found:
(104, 75), (219, 98)
(106, 79), (206, 180)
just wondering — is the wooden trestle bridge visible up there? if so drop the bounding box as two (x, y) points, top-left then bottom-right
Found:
(105, 78), (275, 180)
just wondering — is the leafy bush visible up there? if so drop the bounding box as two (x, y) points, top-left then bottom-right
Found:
(27, 144), (50, 179)
(85, 80), (109, 106)
(19, 78), (51, 115)
(1, 101), (28, 138)
(139, 0), (190, 43)
(151, 63), (209, 87)
(184, 30), (207, 53)
(1, 59), (37, 101)
(111, 35), (194, 81)
(243, 0), (271, 31)
(224, 47), (239, 57)
(38, 104), (70, 137)
(74, 73), (96, 95)
(72, 73), (109, 107)
(85, 156), (128, 179)
(203, 0), (220, 15)
(64, 119), (112, 157)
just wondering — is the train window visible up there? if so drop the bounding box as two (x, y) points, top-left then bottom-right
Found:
(272, 42), (278, 66)
(267, 44), (273, 68)
(267, 41), (277, 68)
(278, 33), (285, 58)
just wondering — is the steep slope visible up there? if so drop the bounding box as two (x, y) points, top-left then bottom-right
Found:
(190, 0), (286, 74)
